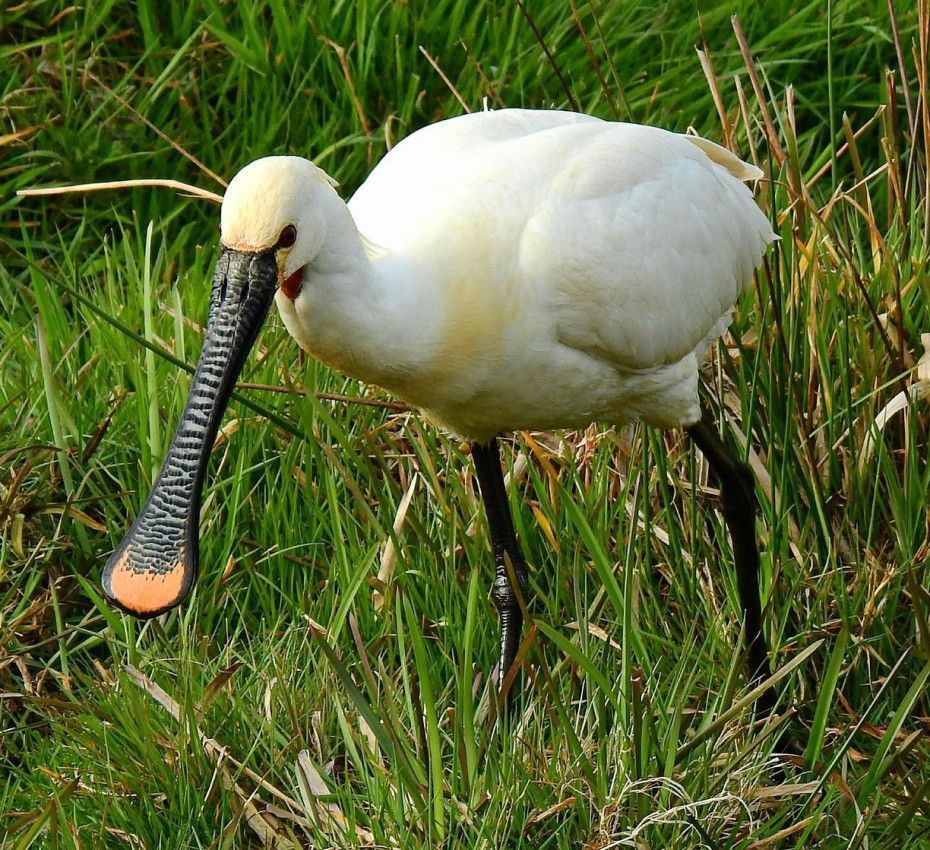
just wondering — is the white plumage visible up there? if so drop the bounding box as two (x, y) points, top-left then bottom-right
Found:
(222, 108), (775, 441)
(104, 107), (781, 696)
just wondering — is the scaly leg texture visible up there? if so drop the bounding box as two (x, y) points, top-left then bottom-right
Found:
(687, 414), (776, 717)
(471, 439), (529, 688)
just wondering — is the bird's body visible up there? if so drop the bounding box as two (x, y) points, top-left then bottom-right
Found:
(262, 109), (775, 440)
(103, 108), (780, 724)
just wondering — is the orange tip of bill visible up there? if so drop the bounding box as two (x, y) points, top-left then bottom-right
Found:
(102, 546), (191, 618)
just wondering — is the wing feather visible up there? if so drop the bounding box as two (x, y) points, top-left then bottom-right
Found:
(348, 110), (775, 373)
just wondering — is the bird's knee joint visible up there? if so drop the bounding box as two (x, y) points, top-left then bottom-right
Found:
(491, 574), (523, 613)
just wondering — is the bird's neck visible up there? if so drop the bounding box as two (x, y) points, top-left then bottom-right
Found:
(280, 197), (437, 396)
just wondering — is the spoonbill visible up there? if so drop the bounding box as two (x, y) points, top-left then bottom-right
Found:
(102, 108), (777, 709)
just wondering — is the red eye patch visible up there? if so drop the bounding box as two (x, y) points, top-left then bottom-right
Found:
(281, 267), (303, 300)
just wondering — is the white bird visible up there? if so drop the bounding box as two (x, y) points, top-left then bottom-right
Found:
(102, 108), (777, 709)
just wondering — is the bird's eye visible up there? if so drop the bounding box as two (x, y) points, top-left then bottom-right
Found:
(277, 224), (297, 249)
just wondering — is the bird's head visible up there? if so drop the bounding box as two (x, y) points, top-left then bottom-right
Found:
(221, 156), (338, 299)
(101, 156), (332, 618)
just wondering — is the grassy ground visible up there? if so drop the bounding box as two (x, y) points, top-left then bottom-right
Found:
(2, 0), (930, 846)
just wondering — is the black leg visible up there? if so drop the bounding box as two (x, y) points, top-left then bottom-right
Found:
(471, 438), (529, 689)
(687, 413), (776, 716)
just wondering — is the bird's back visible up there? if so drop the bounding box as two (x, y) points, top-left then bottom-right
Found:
(347, 109), (775, 435)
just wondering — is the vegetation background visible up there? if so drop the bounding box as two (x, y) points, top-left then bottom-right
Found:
(2, 0), (929, 846)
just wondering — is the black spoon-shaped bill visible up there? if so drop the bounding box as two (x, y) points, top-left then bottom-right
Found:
(102, 248), (279, 618)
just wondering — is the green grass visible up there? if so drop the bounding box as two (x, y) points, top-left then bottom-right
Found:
(2, 0), (930, 846)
